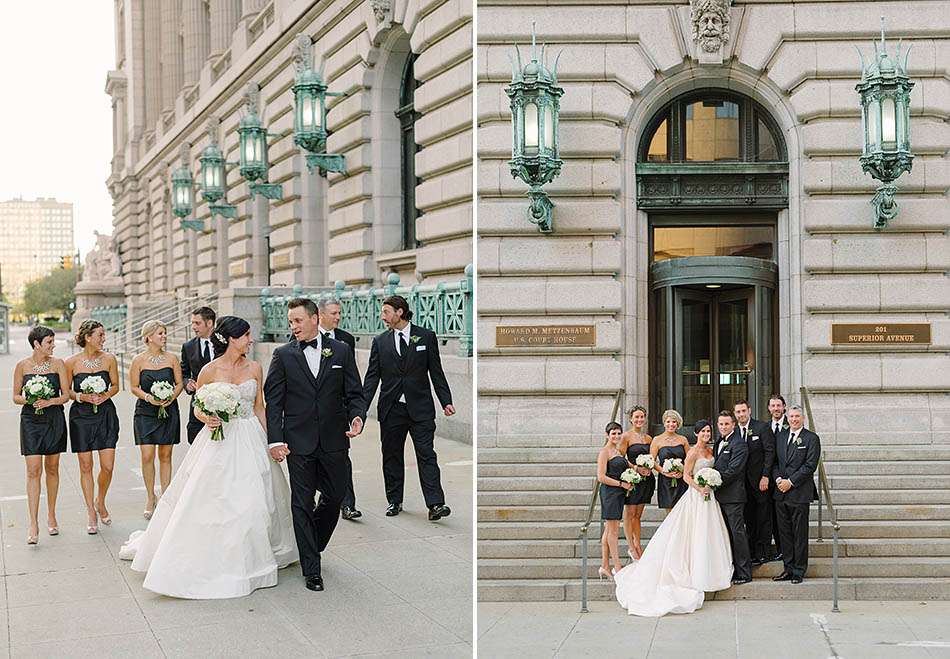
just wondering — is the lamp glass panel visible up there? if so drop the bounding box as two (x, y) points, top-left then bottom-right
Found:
(314, 95), (323, 128)
(301, 95), (313, 129)
(866, 99), (879, 147)
(543, 104), (554, 151)
(881, 97), (897, 144)
(524, 102), (539, 152)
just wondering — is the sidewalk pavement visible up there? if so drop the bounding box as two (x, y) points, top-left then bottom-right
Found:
(0, 326), (472, 658)
(478, 600), (950, 658)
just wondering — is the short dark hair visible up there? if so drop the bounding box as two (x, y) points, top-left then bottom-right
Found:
(192, 306), (216, 323)
(694, 419), (712, 435)
(383, 295), (413, 321)
(733, 399), (749, 409)
(288, 297), (318, 317)
(717, 410), (737, 424)
(768, 393), (786, 407)
(28, 325), (55, 350)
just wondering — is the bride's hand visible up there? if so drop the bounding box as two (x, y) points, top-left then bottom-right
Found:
(701, 486), (710, 497)
(196, 410), (221, 427)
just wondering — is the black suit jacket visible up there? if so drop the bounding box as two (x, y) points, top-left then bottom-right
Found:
(772, 427), (820, 505)
(362, 324), (452, 424)
(713, 430), (749, 504)
(180, 337), (212, 387)
(322, 327), (355, 352)
(738, 418), (776, 488)
(264, 337), (366, 454)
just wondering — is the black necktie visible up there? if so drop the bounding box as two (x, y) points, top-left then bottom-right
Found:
(741, 427), (747, 441)
(399, 333), (409, 362)
(788, 432), (796, 446)
(201, 340), (210, 363)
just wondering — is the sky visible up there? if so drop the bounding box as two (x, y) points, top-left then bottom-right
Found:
(0, 3), (115, 260)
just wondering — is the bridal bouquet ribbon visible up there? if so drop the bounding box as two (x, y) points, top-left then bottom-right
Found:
(635, 454), (655, 474)
(80, 375), (107, 414)
(695, 467), (723, 502)
(194, 383), (241, 442)
(620, 468), (643, 487)
(662, 458), (684, 488)
(24, 376), (55, 415)
(150, 381), (175, 419)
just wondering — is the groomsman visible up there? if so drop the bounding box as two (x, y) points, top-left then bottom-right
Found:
(766, 394), (791, 560)
(180, 306), (216, 444)
(733, 400), (776, 566)
(714, 410), (753, 585)
(772, 404), (820, 585)
(362, 295), (454, 521)
(317, 296), (362, 521)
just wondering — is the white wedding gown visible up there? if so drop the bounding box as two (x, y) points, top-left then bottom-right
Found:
(119, 380), (298, 599)
(614, 456), (733, 616)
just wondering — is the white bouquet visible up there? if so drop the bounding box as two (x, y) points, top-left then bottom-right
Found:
(150, 381), (176, 419)
(194, 382), (241, 442)
(662, 458), (685, 488)
(695, 467), (723, 502)
(620, 468), (643, 487)
(635, 454), (655, 471)
(80, 375), (108, 414)
(24, 376), (55, 415)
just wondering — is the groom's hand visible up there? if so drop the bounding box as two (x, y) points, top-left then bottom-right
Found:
(444, 404), (456, 417)
(346, 417), (363, 438)
(776, 478), (792, 493)
(269, 444), (290, 462)
(759, 476), (769, 492)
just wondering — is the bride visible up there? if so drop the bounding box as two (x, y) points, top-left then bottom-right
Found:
(119, 316), (298, 598)
(614, 418), (732, 616)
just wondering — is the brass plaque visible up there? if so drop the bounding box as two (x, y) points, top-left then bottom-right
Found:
(496, 325), (596, 347)
(831, 323), (931, 345)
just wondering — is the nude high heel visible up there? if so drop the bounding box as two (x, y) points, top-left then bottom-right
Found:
(598, 567), (613, 582)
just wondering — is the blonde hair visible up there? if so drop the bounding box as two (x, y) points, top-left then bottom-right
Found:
(661, 409), (683, 429)
(141, 320), (166, 345)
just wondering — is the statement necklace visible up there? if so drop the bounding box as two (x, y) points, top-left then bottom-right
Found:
(81, 355), (103, 371)
(30, 359), (52, 374)
(146, 352), (165, 366)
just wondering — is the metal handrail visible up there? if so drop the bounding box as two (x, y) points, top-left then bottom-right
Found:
(799, 385), (842, 613)
(579, 389), (624, 613)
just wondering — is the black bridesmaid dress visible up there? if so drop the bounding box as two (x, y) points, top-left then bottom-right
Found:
(69, 371), (120, 453)
(656, 443), (687, 509)
(20, 373), (67, 456)
(133, 367), (181, 445)
(625, 442), (656, 505)
(600, 455), (628, 521)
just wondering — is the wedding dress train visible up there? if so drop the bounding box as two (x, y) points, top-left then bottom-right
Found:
(614, 456), (733, 616)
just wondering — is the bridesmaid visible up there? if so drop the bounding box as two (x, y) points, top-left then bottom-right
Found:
(12, 326), (69, 545)
(129, 321), (183, 520)
(651, 409), (689, 512)
(597, 421), (633, 580)
(622, 406), (655, 560)
(65, 320), (121, 534)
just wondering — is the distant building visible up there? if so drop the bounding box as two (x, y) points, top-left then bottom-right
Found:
(0, 198), (75, 304)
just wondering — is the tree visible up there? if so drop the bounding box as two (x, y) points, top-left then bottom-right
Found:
(21, 267), (80, 319)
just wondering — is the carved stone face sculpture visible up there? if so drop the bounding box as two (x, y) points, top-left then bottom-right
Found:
(691, 0), (730, 54)
(698, 11), (723, 44)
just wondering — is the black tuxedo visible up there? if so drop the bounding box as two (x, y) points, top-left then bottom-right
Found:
(713, 430), (752, 581)
(180, 336), (213, 443)
(738, 418), (776, 560)
(767, 415), (790, 554)
(772, 427), (821, 579)
(362, 324), (452, 507)
(264, 336), (366, 578)
(320, 326), (358, 510)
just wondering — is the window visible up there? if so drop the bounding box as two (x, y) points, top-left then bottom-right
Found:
(395, 53), (420, 251)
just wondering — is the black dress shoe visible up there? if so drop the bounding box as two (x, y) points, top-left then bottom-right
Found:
(791, 576), (803, 584)
(772, 572), (793, 582)
(428, 504), (451, 521)
(341, 506), (362, 520)
(769, 553), (783, 562)
(751, 557), (766, 566)
(305, 576), (324, 591)
(731, 578), (752, 586)
(385, 503), (402, 517)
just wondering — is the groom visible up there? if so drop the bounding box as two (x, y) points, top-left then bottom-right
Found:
(714, 410), (753, 585)
(264, 298), (366, 592)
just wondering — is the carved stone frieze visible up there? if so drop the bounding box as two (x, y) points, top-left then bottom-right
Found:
(689, 0), (731, 63)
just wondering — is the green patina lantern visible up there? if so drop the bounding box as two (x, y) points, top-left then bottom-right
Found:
(856, 18), (914, 229)
(198, 117), (237, 219)
(171, 143), (205, 231)
(238, 82), (283, 200)
(292, 34), (345, 175)
(506, 22), (563, 234)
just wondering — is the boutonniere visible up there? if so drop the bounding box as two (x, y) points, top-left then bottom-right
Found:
(792, 435), (803, 446)
(409, 335), (421, 344)
(321, 348), (333, 358)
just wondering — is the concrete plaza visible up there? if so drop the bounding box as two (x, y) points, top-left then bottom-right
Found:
(0, 326), (472, 658)
(478, 600), (950, 658)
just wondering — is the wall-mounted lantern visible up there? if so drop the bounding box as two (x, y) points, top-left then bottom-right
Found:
(199, 117), (238, 219)
(856, 17), (914, 229)
(170, 143), (205, 231)
(505, 22), (563, 233)
(292, 34), (347, 175)
(238, 82), (283, 200)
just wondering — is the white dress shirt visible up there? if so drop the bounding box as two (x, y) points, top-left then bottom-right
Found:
(199, 337), (213, 362)
(268, 333), (321, 449)
(393, 323), (411, 403)
(319, 326), (335, 341)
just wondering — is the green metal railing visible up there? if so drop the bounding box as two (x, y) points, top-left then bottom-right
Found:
(260, 264), (474, 357)
(90, 304), (128, 335)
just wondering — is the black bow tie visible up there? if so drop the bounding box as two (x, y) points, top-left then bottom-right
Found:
(302, 338), (321, 350)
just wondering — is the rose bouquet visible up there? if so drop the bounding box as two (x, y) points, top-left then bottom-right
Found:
(194, 382), (241, 441)
(150, 381), (175, 419)
(662, 457), (684, 488)
(635, 454), (655, 471)
(695, 467), (723, 502)
(23, 376), (55, 415)
(80, 375), (107, 413)
(620, 468), (643, 487)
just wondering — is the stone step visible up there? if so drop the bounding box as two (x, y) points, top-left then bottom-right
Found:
(477, 538), (950, 560)
(476, 577), (950, 602)
(477, 556), (950, 579)
(825, 461), (950, 476)
(478, 519), (950, 540)
(478, 461), (950, 478)
(828, 475), (950, 490)
(478, 503), (950, 522)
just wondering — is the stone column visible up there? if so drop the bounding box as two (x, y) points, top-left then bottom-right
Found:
(160, 0), (183, 113)
(183, 0), (210, 86)
(143, 0), (162, 130)
(216, 215), (230, 291)
(209, 0), (242, 57)
(250, 194), (269, 287)
(129, 0), (146, 139)
(300, 164), (327, 286)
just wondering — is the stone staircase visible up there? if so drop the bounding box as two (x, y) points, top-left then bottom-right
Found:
(477, 444), (950, 601)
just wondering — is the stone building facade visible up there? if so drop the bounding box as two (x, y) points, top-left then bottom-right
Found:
(477, 1), (950, 600)
(107, 0), (472, 301)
